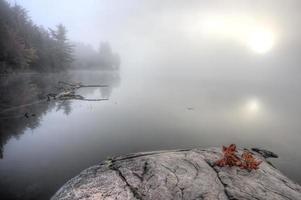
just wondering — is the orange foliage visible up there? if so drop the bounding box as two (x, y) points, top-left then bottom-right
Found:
(241, 151), (262, 170)
(215, 144), (262, 170)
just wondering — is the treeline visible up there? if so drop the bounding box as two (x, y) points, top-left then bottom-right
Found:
(72, 42), (120, 70)
(0, 0), (120, 73)
(0, 0), (73, 73)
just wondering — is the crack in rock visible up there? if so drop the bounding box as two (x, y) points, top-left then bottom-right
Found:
(109, 162), (143, 200)
(51, 148), (301, 200)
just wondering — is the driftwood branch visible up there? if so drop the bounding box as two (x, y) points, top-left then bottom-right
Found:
(46, 81), (110, 102)
(0, 81), (109, 114)
(58, 81), (108, 88)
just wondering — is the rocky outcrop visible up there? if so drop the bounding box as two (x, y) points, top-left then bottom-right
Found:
(51, 147), (301, 200)
(251, 147), (279, 158)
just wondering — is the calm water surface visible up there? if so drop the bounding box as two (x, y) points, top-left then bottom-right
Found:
(0, 69), (301, 199)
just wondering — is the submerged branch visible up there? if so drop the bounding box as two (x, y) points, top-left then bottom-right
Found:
(58, 81), (108, 88)
(0, 81), (109, 114)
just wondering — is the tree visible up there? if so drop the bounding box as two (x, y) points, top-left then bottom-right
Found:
(49, 24), (73, 71)
(0, 0), (36, 71)
(0, 0), (74, 73)
(71, 42), (120, 70)
(98, 42), (120, 70)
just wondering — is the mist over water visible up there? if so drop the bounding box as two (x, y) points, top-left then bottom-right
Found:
(1, 0), (301, 199)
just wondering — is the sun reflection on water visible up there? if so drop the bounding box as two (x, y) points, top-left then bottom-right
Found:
(246, 99), (260, 113)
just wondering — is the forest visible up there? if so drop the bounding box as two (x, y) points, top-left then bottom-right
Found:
(0, 0), (119, 73)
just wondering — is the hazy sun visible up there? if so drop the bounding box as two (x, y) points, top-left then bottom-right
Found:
(199, 14), (276, 54)
(247, 29), (274, 54)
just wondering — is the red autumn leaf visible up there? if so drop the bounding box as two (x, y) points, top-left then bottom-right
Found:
(241, 150), (262, 170)
(215, 144), (242, 167)
(214, 144), (262, 171)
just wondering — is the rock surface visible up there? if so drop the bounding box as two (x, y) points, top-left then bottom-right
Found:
(251, 147), (279, 158)
(51, 147), (301, 200)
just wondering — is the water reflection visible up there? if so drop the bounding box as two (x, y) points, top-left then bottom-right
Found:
(1, 70), (301, 199)
(239, 98), (262, 121)
(245, 99), (260, 113)
(0, 71), (120, 159)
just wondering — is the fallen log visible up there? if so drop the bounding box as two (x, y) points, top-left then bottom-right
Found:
(47, 81), (109, 102)
(58, 81), (108, 89)
(51, 147), (301, 200)
(0, 81), (108, 114)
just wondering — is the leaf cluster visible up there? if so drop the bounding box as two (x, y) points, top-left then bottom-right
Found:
(215, 144), (262, 170)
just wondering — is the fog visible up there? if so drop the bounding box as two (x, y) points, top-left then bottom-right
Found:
(9, 0), (301, 73)
(1, 0), (301, 199)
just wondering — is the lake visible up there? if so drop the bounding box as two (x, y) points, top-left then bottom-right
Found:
(0, 68), (301, 199)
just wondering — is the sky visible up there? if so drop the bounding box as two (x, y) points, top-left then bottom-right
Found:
(7, 0), (301, 73)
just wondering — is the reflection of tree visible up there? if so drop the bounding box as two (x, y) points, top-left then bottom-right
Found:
(56, 101), (72, 115)
(0, 142), (3, 158)
(0, 73), (63, 159)
(0, 70), (120, 159)
(99, 72), (120, 98)
(70, 70), (120, 99)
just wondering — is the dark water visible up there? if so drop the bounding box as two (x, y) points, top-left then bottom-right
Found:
(0, 69), (301, 199)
